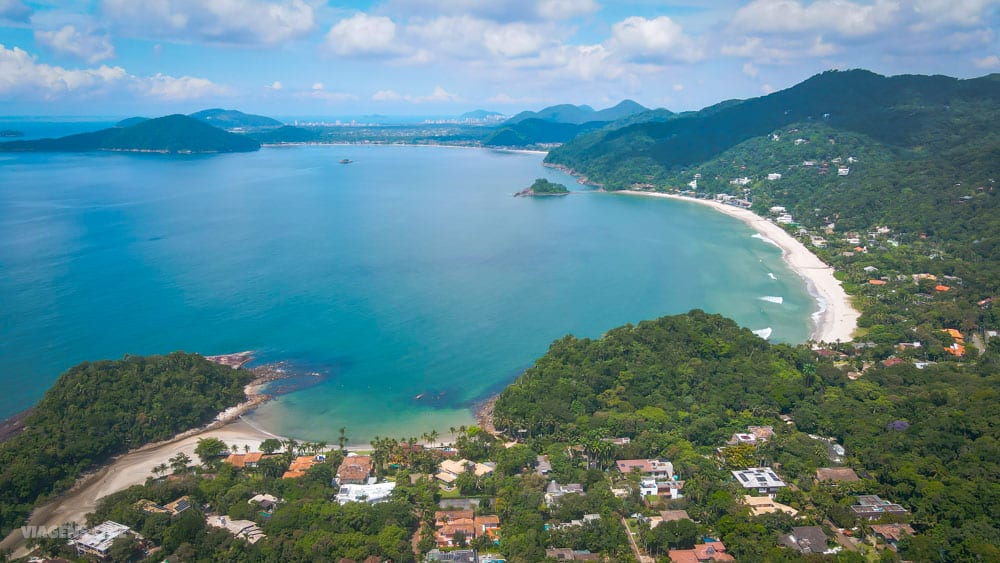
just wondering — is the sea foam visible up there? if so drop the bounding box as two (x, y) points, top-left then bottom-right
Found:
(760, 296), (784, 304)
(752, 327), (773, 339)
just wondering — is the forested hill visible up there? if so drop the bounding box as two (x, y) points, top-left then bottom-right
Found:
(493, 311), (1000, 560)
(546, 69), (1000, 184)
(0, 114), (262, 154)
(506, 100), (648, 125)
(0, 352), (253, 536)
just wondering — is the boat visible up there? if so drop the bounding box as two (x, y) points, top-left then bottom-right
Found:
(339, 158), (353, 164)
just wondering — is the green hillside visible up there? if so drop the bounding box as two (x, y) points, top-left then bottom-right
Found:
(189, 108), (283, 128)
(0, 114), (261, 153)
(506, 99), (648, 125)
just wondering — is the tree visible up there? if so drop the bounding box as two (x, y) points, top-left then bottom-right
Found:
(339, 427), (349, 451)
(151, 463), (168, 478)
(260, 438), (282, 454)
(195, 438), (229, 467)
(108, 533), (141, 563)
(169, 452), (191, 474)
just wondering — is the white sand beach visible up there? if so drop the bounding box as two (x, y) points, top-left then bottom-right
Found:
(617, 191), (859, 343)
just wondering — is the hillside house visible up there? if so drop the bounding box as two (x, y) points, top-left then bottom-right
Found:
(71, 521), (135, 559)
(852, 495), (908, 520)
(732, 468), (786, 497)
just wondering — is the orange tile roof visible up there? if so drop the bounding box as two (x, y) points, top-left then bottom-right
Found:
(868, 279), (887, 285)
(337, 455), (373, 483)
(942, 329), (964, 341)
(283, 455), (320, 478)
(934, 285), (950, 292)
(224, 452), (264, 468)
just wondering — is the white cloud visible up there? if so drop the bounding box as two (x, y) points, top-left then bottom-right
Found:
(99, 0), (315, 45)
(312, 82), (323, 90)
(269, 80), (283, 90)
(731, 0), (899, 37)
(417, 85), (458, 102)
(35, 25), (116, 64)
(536, 0), (600, 20)
(742, 61), (759, 77)
(808, 35), (840, 56)
(487, 92), (545, 104)
(0, 44), (226, 102)
(609, 16), (703, 63)
(482, 22), (548, 57)
(0, 44), (126, 98)
(0, 0), (32, 23)
(912, 0), (997, 28)
(326, 13), (400, 56)
(721, 37), (795, 62)
(973, 54), (1000, 67)
(372, 89), (402, 101)
(672, 83), (684, 91)
(761, 83), (776, 93)
(143, 73), (228, 100)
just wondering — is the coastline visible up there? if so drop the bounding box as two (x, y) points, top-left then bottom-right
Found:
(616, 190), (859, 343)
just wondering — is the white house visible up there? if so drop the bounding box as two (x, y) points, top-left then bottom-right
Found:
(732, 468), (787, 497)
(767, 173), (782, 181)
(335, 482), (397, 504)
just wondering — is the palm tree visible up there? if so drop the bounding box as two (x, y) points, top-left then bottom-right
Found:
(152, 463), (168, 478)
(449, 426), (457, 443)
(427, 429), (440, 445)
(315, 441), (328, 455)
(230, 444), (239, 454)
(338, 427), (349, 452)
(243, 444), (250, 454)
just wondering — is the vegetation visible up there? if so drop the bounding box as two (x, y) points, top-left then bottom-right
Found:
(0, 114), (262, 153)
(188, 108), (283, 129)
(506, 100), (648, 125)
(517, 178), (570, 196)
(0, 352), (253, 536)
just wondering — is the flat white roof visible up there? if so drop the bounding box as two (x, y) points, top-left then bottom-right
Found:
(732, 468), (786, 489)
(74, 521), (131, 553)
(336, 482), (396, 504)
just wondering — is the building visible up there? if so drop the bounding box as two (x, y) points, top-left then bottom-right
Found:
(71, 521), (134, 559)
(335, 454), (374, 484)
(549, 514), (600, 531)
(616, 459), (674, 479)
(838, 167), (850, 176)
(283, 454), (324, 479)
(742, 495), (799, 517)
(136, 495), (191, 516)
(668, 541), (735, 562)
(816, 467), (860, 483)
(248, 493), (279, 511)
(206, 515), (266, 543)
(435, 458), (495, 486)
(335, 482), (397, 504)
(780, 526), (831, 554)
(767, 173), (782, 180)
(536, 455), (552, 476)
(433, 510), (501, 547)
(870, 523), (915, 551)
(224, 452), (264, 469)
(852, 495), (908, 520)
(545, 548), (600, 560)
(732, 468), (786, 496)
(545, 481), (584, 506)
(425, 549), (476, 562)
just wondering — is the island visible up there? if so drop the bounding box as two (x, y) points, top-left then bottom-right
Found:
(514, 177), (570, 196)
(0, 114), (261, 154)
(0, 129), (24, 137)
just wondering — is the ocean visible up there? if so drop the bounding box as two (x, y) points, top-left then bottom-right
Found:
(0, 142), (814, 442)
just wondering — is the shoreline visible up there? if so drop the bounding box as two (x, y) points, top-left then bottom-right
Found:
(616, 190), (859, 343)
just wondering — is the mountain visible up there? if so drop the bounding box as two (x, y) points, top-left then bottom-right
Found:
(460, 109), (505, 120)
(547, 70), (1000, 186)
(482, 118), (607, 147)
(188, 108), (283, 129)
(115, 116), (150, 127)
(248, 125), (323, 144)
(0, 114), (261, 153)
(506, 99), (648, 125)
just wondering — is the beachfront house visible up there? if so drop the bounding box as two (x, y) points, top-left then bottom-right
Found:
(335, 482), (396, 505)
(71, 521), (136, 559)
(335, 454), (373, 485)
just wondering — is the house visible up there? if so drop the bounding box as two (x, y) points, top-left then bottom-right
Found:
(838, 167), (850, 176)
(70, 521), (134, 559)
(767, 173), (782, 180)
(815, 467), (860, 483)
(284, 454), (324, 479)
(536, 455), (552, 476)
(742, 495), (798, 517)
(942, 329), (966, 357)
(726, 426), (774, 446)
(224, 451), (264, 469)
(545, 548), (600, 560)
(425, 549), (477, 562)
(549, 514), (600, 531)
(433, 510), (501, 547)
(780, 526), (831, 554)
(616, 459), (674, 480)
(657, 510), (692, 524)
(600, 437), (631, 446)
(882, 357), (907, 367)
(851, 495), (908, 520)
(668, 541), (735, 562)
(870, 523), (915, 551)
(136, 495), (191, 516)
(335, 454), (373, 484)
(335, 482), (396, 505)
(248, 493), (279, 511)
(732, 468), (786, 497)
(545, 481), (584, 506)
(769, 206), (786, 214)
(206, 515), (266, 543)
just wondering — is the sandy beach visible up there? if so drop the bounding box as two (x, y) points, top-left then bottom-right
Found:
(617, 190), (859, 343)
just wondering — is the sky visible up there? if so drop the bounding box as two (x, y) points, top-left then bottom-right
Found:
(1, 0), (999, 118)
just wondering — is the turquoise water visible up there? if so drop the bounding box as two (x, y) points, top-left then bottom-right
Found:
(0, 145), (814, 442)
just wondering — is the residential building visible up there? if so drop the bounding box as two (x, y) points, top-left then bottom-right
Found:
(435, 459), (495, 486)
(838, 167), (850, 176)
(335, 454), (374, 484)
(668, 541), (735, 562)
(283, 454), (324, 479)
(224, 452), (265, 469)
(815, 467), (860, 483)
(870, 523), (915, 551)
(335, 482), (396, 505)
(248, 493), (279, 511)
(536, 455), (552, 476)
(425, 549), (476, 562)
(136, 495), (191, 516)
(545, 481), (584, 506)
(549, 514), (600, 531)
(71, 521), (134, 559)
(732, 468), (786, 497)
(742, 495), (799, 517)
(780, 526), (831, 554)
(767, 173), (782, 180)
(852, 495), (908, 519)
(616, 459), (674, 479)
(206, 515), (266, 544)
(545, 548), (600, 560)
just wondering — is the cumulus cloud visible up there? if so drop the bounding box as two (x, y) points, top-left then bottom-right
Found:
(380, 0), (597, 22)
(973, 54), (1000, 67)
(536, 0), (600, 20)
(912, 0), (997, 28)
(742, 61), (759, 77)
(731, 0), (899, 37)
(482, 22), (548, 57)
(0, 44), (226, 102)
(269, 80), (282, 90)
(372, 89), (402, 101)
(312, 82), (323, 90)
(143, 73), (228, 100)
(326, 13), (401, 56)
(371, 86), (460, 103)
(609, 16), (703, 63)
(99, 0), (315, 45)
(0, 0), (32, 23)
(0, 44), (126, 98)
(35, 25), (116, 64)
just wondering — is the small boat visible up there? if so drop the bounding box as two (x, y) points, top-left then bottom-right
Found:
(339, 158), (353, 164)
(414, 393), (425, 400)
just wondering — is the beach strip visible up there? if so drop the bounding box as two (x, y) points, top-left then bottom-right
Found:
(617, 190), (859, 343)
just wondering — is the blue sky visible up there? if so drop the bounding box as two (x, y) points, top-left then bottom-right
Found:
(1, 0), (998, 117)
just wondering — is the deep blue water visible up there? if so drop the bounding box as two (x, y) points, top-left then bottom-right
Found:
(0, 143), (814, 442)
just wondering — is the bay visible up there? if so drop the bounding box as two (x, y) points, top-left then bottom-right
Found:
(0, 144), (814, 442)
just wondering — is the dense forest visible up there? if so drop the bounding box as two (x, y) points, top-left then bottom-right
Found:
(0, 114), (262, 153)
(0, 352), (252, 537)
(493, 311), (1000, 561)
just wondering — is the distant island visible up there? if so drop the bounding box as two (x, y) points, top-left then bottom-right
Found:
(0, 130), (24, 138)
(514, 178), (570, 196)
(0, 114), (261, 154)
